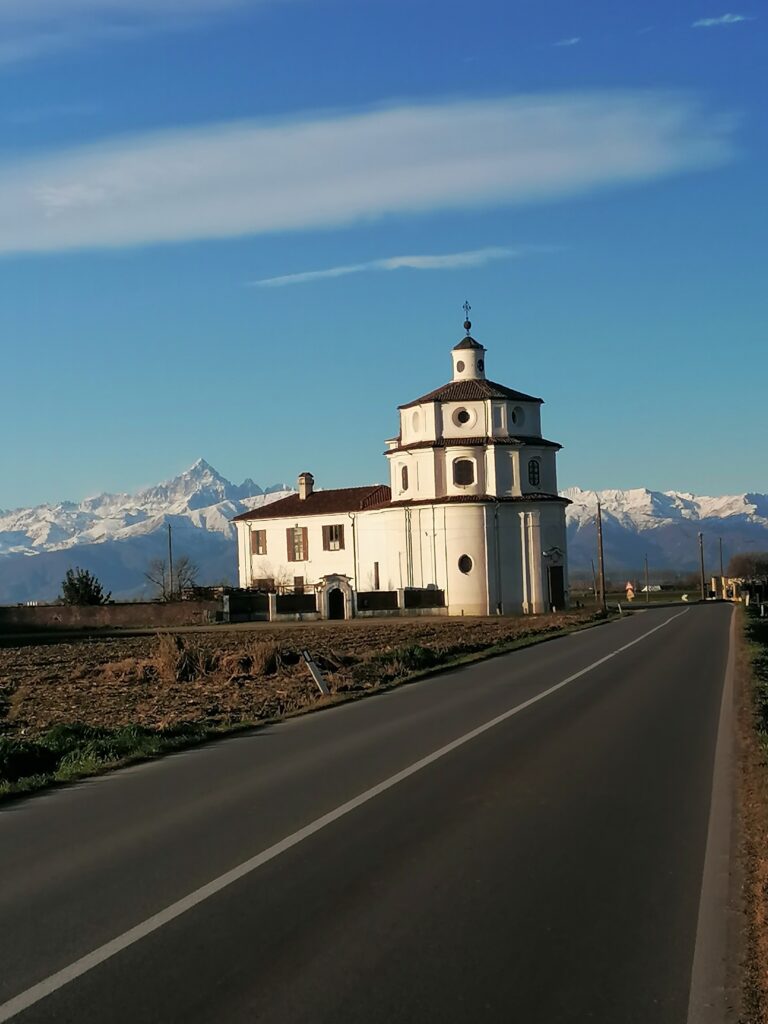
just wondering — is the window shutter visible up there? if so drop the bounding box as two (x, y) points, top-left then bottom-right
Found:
(338, 524), (345, 549)
(322, 525), (329, 551)
(286, 527), (294, 562)
(302, 527), (309, 560)
(251, 531), (258, 555)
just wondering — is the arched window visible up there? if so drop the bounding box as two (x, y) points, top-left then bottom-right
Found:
(401, 465), (409, 491)
(453, 459), (475, 486)
(528, 458), (541, 488)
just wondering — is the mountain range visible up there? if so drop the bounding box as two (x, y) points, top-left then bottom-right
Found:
(1, 462), (766, 602)
(0, 460), (291, 603)
(564, 487), (768, 580)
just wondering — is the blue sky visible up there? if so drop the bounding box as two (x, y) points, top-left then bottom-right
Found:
(0, 0), (765, 507)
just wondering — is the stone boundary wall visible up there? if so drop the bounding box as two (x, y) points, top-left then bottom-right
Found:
(0, 601), (222, 632)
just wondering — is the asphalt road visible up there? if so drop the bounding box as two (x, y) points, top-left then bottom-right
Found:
(0, 605), (733, 1023)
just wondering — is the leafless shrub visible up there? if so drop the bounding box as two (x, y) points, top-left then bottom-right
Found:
(247, 641), (281, 676)
(153, 635), (217, 683)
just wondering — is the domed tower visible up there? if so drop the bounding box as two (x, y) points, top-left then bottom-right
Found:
(381, 306), (570, 614)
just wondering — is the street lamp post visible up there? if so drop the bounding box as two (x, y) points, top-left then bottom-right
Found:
(698, 532), (706, 602)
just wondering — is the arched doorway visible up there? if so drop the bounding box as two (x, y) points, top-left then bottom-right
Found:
(328, 588), (345, 620)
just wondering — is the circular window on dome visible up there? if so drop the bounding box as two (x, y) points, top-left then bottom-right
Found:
(477, 359), (484, 371)
(411, 410), (421, 432)
(452, 406), (476, 428)
(511, 406), (525, 427)
(458, 555), (473, 574)
(456, 360), (465, 372)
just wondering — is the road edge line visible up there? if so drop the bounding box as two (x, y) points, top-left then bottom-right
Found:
(686, 605), (737, 1024)
(0, 608), (689, 1023)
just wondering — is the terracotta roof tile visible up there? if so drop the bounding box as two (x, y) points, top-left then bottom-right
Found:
(399, 378), (542, 409)
(387, 493), (571, 508)
(385, 435), (561, 455)
(232, 485), (391, 522)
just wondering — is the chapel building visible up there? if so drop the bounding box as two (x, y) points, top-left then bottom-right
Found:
(233, 319), (569, 617)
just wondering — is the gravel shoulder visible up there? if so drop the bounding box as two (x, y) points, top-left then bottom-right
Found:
(736, 606), (768, 1023)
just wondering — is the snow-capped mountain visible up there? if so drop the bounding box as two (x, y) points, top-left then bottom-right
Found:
(0, 459), (290, 558)
(564, 487), (768, 576)
(0, 460), (292, 602)
(1, 467), (766, 602)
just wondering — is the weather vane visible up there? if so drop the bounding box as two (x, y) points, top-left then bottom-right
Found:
(462, 300), (472, 336)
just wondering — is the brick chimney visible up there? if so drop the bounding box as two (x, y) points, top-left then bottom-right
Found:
(298, 472), (314, 500)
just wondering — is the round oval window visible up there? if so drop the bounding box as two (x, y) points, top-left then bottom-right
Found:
(477, 359), (484, 371)
(456, 408), (470, 424)
(412, 410), (421, 431)
(458, 555), (473, 574)
(456, 360), (465, 372)
(511, 406), (524, 427)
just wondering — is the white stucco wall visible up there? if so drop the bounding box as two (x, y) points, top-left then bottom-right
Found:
(236, 514), (356, 590)
(482, 502), (568, 615)
(237, 495), (568, 616)
(354, 504), (486, 615)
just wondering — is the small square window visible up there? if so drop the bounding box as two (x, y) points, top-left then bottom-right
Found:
(323, 524), (345, 551)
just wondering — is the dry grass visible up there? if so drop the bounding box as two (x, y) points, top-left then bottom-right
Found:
(0, 611), (602, 741)
(737, 607), (768, 1023)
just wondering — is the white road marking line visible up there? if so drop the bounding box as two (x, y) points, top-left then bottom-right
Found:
(0, 609), (689, 1022)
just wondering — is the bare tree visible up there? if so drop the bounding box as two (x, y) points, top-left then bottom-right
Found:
(251, 562), (292, 592)
(145, 555), (199, 600)
(727, 552), (768, 580)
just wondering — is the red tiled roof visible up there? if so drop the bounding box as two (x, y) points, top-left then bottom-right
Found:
(384, 435), (562, 455)
(399, 378), (542, 409)
(387, 493), (571, 508)
(232, 484), (391, 522)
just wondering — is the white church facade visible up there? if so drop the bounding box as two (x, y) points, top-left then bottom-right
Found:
(234, 320), (569, 617)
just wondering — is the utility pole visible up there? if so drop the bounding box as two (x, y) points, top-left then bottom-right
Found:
(719, 536), (725, 598)
(596, 499), (607, 613)
(167, 522), (174, 602)
(590, 558), (598, 606)
(698, 531), (706, 602)
(644, 553), (650, 604)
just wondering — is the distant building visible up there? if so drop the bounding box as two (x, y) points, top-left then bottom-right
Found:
(233, 320), (570, 617)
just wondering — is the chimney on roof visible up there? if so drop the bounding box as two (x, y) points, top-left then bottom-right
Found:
(298, 472), (314, 500)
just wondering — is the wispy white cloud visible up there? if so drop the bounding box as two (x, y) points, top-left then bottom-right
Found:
(692, 12), (753, 26)
(554, 36), (581, 47)
(0, 0), (263, 65)
(0, 92), (736, 256)
(252, 246), (526, 287)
